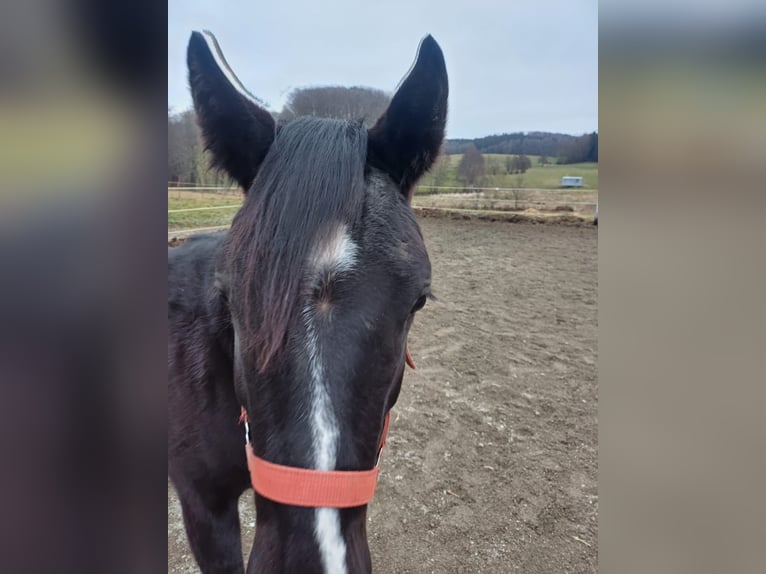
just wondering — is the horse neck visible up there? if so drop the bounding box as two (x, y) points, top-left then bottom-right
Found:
(247, 498), (371, 574)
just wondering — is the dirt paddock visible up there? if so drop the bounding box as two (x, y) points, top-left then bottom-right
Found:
(168, 216), (598, 573)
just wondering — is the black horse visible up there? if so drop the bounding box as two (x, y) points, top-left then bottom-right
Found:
(168, 31), (447, 574)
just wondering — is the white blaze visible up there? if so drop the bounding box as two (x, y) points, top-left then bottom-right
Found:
(304, 225), (358, 574)
(311, 224), (358, 275)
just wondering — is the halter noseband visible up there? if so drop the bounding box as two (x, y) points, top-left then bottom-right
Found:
(240, 347), (416, 508)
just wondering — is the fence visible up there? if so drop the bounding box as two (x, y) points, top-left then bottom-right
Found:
(168, 185), (598, 237)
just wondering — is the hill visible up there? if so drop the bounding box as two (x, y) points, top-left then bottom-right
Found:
(445, 131), (598, 164)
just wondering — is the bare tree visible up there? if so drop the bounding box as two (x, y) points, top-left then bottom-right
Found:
(457, 145), (485, 189)
(280, 86), (390, 125)
(168, 109), (236, 188)
(429, 150), (451, 193)
(512, 173), (529, 209)
(506, 155), (532, 174)
(486, 157), (500, 176)
(168, 110), (199, 185)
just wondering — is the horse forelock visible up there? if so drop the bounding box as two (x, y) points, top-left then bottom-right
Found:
(224, 117), (368, 373)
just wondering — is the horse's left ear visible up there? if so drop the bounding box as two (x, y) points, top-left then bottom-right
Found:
(368, 35), (448, 197)
(187, 30), (275, 192)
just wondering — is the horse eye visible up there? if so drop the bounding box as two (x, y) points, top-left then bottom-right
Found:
(411, 295), (428, 313)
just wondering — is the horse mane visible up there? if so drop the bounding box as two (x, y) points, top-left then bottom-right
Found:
(224, 116), (368, 372)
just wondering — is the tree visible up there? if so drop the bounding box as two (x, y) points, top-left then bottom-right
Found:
(507, 155), (531, 174)
(556, 132), (598, 164)
(429, 150), (451, 193)
(505, 155), (514, 175)
(586, 132), (598, 162)
(457, 145), (485, 188)
(445, 131), (588, 157)
(512, 174), (528, 209)
(168, 110), (199, 185)
(539, 154), (550, 166)
(280, 86), (390, 125)
(168, 108), (237, 188)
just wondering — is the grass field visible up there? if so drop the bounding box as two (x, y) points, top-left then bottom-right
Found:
(168, 155), (598, 232)
(418, 154), (598, 192)
(167, 193), (242, 231)
(415, 189), (597, 214)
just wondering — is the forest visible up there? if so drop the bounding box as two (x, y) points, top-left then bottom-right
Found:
(169, 86), (597, 186)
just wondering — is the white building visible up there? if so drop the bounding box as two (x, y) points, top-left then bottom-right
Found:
(560, 176), (583, 188)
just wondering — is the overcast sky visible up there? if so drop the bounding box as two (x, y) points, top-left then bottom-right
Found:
(168, 0), (597, 139)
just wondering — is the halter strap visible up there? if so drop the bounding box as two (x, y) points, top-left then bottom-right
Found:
(244, 411), (390, 508)
(240, 347), (411, 508)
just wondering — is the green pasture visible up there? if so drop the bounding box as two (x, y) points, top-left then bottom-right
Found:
(417, 154), (598, 193)
(167, 193), (242, 231)
(168, 154), (599, 232)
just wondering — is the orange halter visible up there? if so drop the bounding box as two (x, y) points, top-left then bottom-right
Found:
(240, 347), (415, 508)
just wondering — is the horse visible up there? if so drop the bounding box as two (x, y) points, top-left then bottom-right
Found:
(168, 30), (448, 574)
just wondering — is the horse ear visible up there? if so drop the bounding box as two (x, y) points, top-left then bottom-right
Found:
(187, 31), (275, 192)
(368, 35), (448, 196)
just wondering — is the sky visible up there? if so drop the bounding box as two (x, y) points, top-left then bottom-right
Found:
(168, 0), (597, 139)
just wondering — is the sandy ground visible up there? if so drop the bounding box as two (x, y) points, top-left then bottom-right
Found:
(168, 216), (598, 573)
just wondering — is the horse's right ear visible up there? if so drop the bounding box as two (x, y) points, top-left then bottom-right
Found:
(368, 35), (448, 198)
(187, 31), (275, 192)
